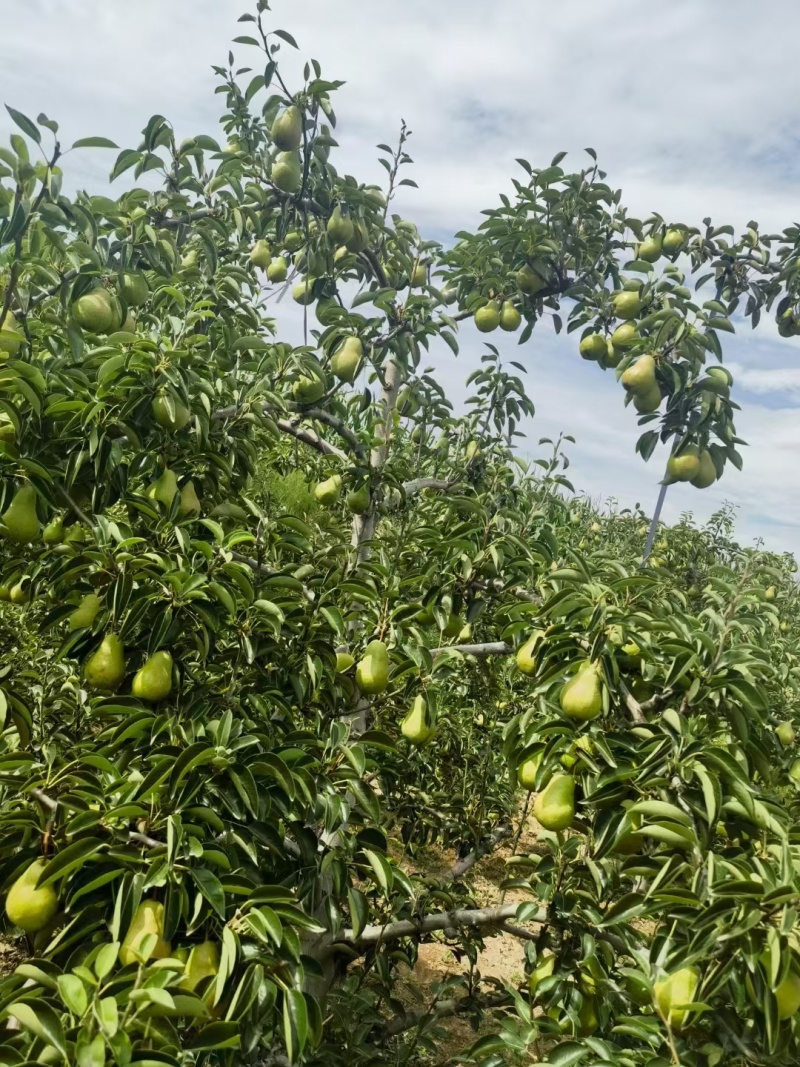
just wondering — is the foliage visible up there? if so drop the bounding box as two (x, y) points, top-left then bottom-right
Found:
(1, 5), (800, 1067)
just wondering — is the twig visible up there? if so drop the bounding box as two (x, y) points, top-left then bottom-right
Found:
(273, 415), (348, 461)
(431, 642), (511, 657)
(446, 826), (512, 879)
(57, 485), (94, 530)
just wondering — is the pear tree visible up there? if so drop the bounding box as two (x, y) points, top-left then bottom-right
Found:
(1, 5), (800, 1067)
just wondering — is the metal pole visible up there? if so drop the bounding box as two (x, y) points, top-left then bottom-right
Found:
(642, 481), (669, 564)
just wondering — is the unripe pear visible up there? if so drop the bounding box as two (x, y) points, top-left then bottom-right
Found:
(132, 650), (173, 702)
(181, 249), (199, 270)
(347, 485), (370, 515)
(120, 900), (171, 966)
(765, 585), (777, 602)
(73, 289), (116, 333)
(533, 774), (575, 830)
(776, 972), (800, 1020)
(119, 272), (149, 307)
(179, 480), (201, 517)
(410, 263), (427, 287)
(560, 662), (602, 721)
(790, 758), (800, 784)
(667, 447), (700, 483)
(331, 337), (363, 382)
(621, 355), (657, 395)
(465, 440), (481, 461)
(690, 449), (717, 489)
(5, 859), (58, 932)
(272, 152), (302, 194)
(662, 228), (685, 254)
(346, 220), (369, 254)
(776, 721), (796, 746)
(579, 333), (607, 361)
(292, 373), (326, 405)
(1, 484), (40, 543)
(152, 394), (191, 432)
(292, 276), (316, 305)
(474, 301), (501, 333)
(654, 966), (699, 1029)
(249, 239), (271, 269)
(516, 632), (543, 675)
(632, 385), (661, 414)
(638, 235), (662, 262)
(516, 263), (546, 295)
(0, 311), (22, 355)
(613, 290), (643, 320)
(517, 752), (541, 790)
(0, 584), (10, 601)
(180, 941), (219, 993)
(355, 639), (389, 695)
(443, 613), (464, 639)
(314, 474), (342, 506)
(327, 205), (354, 245)
(284, 230), (305, 252)
(499, 300), (521, 331)
(401, 693), (435, 745)
(147, 468), (179, 508)
(271, 105), (303, 152)
(69, 592), (101, 631)
(610, 323), (638, 350)
(9, 579), (31, 604)
(84, 634), (126, 691)
(267, 257), (288, 283)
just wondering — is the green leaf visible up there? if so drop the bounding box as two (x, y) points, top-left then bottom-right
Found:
(191, 867), (227, 919)
(72, 137), (119, 149)
(5, 106), (40, 143)
(187, 1021), (241, 1050)
(7, 1001), (67, 1057)
(282, 988), (308, 1062)
(39, 837), (105, 886)
(58, 973), (89, 1016)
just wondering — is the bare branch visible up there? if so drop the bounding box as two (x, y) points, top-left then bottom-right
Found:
(57, 485), (94, 530)
(402, 477), (456, 498)
(432, 642), (511, 657)
(293, 405), (367, 461)
(128, 831), (164, 850)
(447, 826), (512, 879)
(30, 788), (59, 813)
(336, 902), (541, 949)
(499, 921), (541, 943)
(273, 415), (348, 461)
(617, 677), (646, 725)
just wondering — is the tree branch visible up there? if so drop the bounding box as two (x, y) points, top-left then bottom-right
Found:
(402, 477), (456, 498)
(57, 485), (94, 530)
(446, 826), (512, 879)
(335, 903), (541, 950)
(291, 405), (366, 461)
(432, 642), (511, 657)
(617, 677), (646, 725)
(273, 415), (348, 461)
(30, 788), (164, 849)
(381, 993), (507, 1038)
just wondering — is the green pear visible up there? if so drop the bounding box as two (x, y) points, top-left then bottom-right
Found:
(610, 323), (637, 350)
(9, 579), (31, 605)
(443, 613), (464, 639)
(465, 440), (481, 461)
(132, 650), (173, 702)
(529, 950), (555, 992)
(638, 235), (662, 262)
(120, 900), (171, 966)
(776, 972), (800, 1019)
(73, 289), (116, 333)
(346, 220), (369, 254)
(499, 300), (521, 332)
(0, 413), (16, 442)
(315, 474), (342, 506)
(621, 354), (656, 394)
(765, 585), (777, 602)
(397, 388), (420, 417)
(667, 447), (700, 483)
(517, 752), (542, 790)
(327, 205), (354, 245)
(533, 774), (575, 831)
(516, 631), (544, 675)
(179, 480), (201, 517)
(474, 301), (500, 333)
(579, 333), (607, 361)
(5, 859), (58, 932)
(613, 291), (643, 320)
(42, 516), (63, 544)
(401, 693), (435, 745)
(249, 239), (271, 269)
(152, 394), (191, 432)
(410, 263), (427, 287)
(790, 758), (800, 784)
(704, 366), (731, 396)
(272, 152), (302, 194)
(335, 651), (355, 673)
(271, 105), (303, 151)
(347, 485), (370, 515)
(180, 940), (219, 993)
(331, 337), (363, 382)
(0, 583), (10, 601)
(181, 249), (199, 270)
(690, 450), (717, 489)
(364, 186), (386, 208)
(283, 229), (305, 252)
(355, 639), (389, 695)
(84, 634), (126, 691)
(292, 276), (316, 305)
(654, 966), (699, 1029)
(776, 721), (796, 746)
(120, 272), (149, 307)
(69, 593), (102, 631)
(560, 662), (602, 721)
(267, 257), (288, 283)
(1, 484), (40, 543)
(292, 373), (326, 404)
(662, 228), (685, 254)
(0, 310), (22, 356)
(147, 468), (179, 508)
(632, 385), (662, 414)
(516, 264), (546, 295)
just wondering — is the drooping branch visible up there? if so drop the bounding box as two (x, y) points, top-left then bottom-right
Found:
(446, 825), (512, 879)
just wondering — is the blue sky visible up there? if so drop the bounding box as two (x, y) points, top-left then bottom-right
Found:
(3, 0), (800, 553)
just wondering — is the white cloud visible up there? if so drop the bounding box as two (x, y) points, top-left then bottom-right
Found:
(3, 0), (800, 554)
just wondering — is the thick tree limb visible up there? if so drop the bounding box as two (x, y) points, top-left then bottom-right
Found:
(402, 477), (456, 498)
(446, 826), (512, 879)
(432, 642), (511, 657)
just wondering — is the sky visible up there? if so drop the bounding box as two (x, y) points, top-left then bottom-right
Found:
(3, 0), (800, 554)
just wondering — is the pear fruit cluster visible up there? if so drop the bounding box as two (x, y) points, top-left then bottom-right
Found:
(621, 354), (661, 415)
